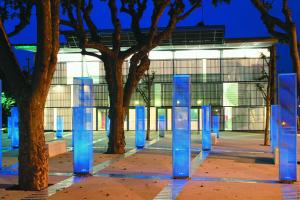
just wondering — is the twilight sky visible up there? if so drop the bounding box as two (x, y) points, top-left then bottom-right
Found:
(4, 0), (300, 73)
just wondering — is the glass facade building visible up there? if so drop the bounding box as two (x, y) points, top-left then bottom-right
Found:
(42, 27), (276, 132)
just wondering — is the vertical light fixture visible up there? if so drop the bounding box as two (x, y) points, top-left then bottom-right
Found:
(56, 116), (64, 139)
(11, 107), (19, 149)
(212, 115), (220, 138)
(158, 115), (166, 137)
(135, 106), (145, 148)
(278, 73), (297, 182)
(270, 105), (279, 152)
(172, 75), (191, 179)
(73, 77), (93, 175)
(106, 115), (110, 138)
(7, 117), (12, 139)
(202, 105), (211, 151)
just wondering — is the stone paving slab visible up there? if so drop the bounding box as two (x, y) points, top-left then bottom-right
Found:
(177, 181), (283, 200)
(48, 176), (169, 200)
(49, 152), (120, 173)
(0, 175), (68, 200)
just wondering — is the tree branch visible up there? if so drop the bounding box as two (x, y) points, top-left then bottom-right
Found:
(108, 0), (121, 52)
(82, 0), (100, 42)
(7, 2), (34, 37)
(251, 0), (287, 31)
(81, 49), (102, 60)
(0, 19), (25, 96)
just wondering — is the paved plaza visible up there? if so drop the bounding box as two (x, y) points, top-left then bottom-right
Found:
(0, 131), (299, 199)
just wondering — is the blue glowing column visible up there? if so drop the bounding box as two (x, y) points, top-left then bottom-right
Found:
(270, 105), (279, 152)
(136, 106), (146, 149)
(202, 105), (211, 151)
(7, 117), (12, 139)
(56, 116), (64, 139)
(158, 115), (166, 137)
(72, 77), (93, 175)
(106, 116), (110, 137)
(278, 73), (297, 182)
(172, 75), (191, 179)
(212, 115), (220, 138)
(11, 107), (19, 148)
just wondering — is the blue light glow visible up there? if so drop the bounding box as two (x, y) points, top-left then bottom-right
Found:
(10, 107), (19, 148)
(172, 75), (191, 179)
(72, 77), (93, 175)
(270, 105), (279, 152)
(7, 117), (12, 139)
(56, 116), (64, 139)
(202, 105), (211, 151)
(158, 115), (166, 137)
(212, 115), (220, 138)
(106, 116), (110, 137)
(135, 106), (146, 149)
(278, 73), (297, 182)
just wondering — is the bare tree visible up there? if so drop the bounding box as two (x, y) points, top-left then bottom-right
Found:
(0, 0), (60, 190)
(61, 0), (231, 154)
(136, 70), (155, 141)
(251, 0), (300, 92)
(256, 51), (275, 146)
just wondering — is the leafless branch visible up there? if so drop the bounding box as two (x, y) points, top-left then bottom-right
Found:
(7, 2), (33, 37)
(108, 0), (121, 52)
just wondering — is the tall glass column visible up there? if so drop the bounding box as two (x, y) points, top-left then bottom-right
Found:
(270, 105), (279, 152)
(212, 115), (220, 138)
(202, 105), (211, 151)
(73, 77), (94, 175)
(136, 106), (146, 149)
(11, 107), (19, 148)
(278, 73), (297, 182)
(158, 115), (166, 137)
(56, 116), (64, 139)
(106, 115), (110, 138)
(7, 117), (12, 139)
(172, 75), (191, 179)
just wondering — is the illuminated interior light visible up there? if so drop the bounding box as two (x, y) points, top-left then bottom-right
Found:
(53, 85), (64, 92)
(197, 100), (202, 105)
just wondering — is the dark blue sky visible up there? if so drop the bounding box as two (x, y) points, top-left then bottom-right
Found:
(5, 1), (300, 73)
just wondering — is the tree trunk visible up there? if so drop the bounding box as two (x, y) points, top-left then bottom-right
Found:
(104, 58), (126, 154)
(289, 24), (300, 94)
(146, 102), (151, 141)
(18, 95), (48, 190)
(288, 25), (300, 133)
(269, 45), (276, 105)
(146, 80), (151, 141)
(264, 95), (271, 146)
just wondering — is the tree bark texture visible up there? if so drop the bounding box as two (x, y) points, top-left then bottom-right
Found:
(146, 81), (151, 141)
(0, 0), (59, 190)
(263, 46), (276, 146)
(264, 96), (271, 146)
(146, 101), (151, 141)
(289, 24), (300, 94)
(104, 57), (126, 154)
(18, 95), (48, 190)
